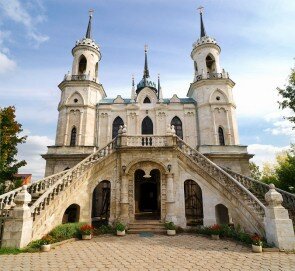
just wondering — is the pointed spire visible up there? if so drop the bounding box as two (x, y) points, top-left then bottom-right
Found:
(143, 44), (150, 79)
(158, 74), (163, 103)
(86, 9), (94, 39)
(131, 74), (136, 102)
(198, 6), (206, 38)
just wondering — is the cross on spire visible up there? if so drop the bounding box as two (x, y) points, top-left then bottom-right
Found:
(86, 9), (94, 39)
(197, 6), (206, 38)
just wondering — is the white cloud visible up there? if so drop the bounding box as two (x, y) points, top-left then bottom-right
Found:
(248, 144), (289, 167)
(17, 134), (54, 181)
(0, 0), (49, 46)
(0, 52), (16, 73)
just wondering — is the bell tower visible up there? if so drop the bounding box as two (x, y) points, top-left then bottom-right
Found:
(43, 10), (106, 176)
(188, 7), (239, 147)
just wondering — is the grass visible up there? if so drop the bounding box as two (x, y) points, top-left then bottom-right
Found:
(0, 247), (22, 255)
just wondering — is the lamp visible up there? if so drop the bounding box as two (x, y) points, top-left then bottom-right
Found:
(167, 164), (172, 172)
(122, 165), (127, 173)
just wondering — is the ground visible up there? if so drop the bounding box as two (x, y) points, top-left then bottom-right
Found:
(1, 234), (295, 271)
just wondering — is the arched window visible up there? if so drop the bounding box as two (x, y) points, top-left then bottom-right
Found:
(78, 55), (87, 74)
(112, 117), (124, 139)
(218, 127), (225, 146)
(141, 116), (153, 135)
(143, 97), (151, 103)
(171, 116), (183, 139)
(70, 127), (77, 146)
(206, 54), (216, 73)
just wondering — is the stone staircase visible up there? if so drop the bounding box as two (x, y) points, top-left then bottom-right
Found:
(128, 220), (166, 234)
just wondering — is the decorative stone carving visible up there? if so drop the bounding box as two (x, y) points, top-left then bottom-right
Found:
(265, 184), (283, 207)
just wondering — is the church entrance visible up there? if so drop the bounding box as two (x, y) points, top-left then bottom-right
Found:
(134, 169), (161, 220)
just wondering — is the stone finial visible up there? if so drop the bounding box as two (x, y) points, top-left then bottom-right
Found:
(122, 124), (127, 134)
(14, 185), (32, 207)
(265, 183), (283, 207)
(118, 125), (123, 135)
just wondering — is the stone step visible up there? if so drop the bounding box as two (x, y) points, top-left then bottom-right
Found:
(129, 224), (165, 229)
(127, 229), (166, 234)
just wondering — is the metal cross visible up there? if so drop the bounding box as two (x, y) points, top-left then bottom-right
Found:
(197, 6), (204, 14)
(89, 9), (94, 17)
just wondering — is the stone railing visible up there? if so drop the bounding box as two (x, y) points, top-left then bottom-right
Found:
(176, 137), (266, 232)
(124, 135), (170, 147)
(195, 71), (229, 82)
(0, 171), (68, 217)
(30, 138), (117, 221)
(63, 74), (97, 83)
(223, 167), (295, 223)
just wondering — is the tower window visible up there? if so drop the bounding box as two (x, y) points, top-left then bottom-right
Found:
(171, 116), (183, 139)
(143, 97), (151, 103)
(142, 116), (153, 134)
(218, 127), (225, 146)
(74, 98), (78, 103)
(70, 127), (77, 146)
(206, 54), (216, 73)
(78, 55), (87, 74)
(112, 117), (124, 139)
(216, 96), (220, 101)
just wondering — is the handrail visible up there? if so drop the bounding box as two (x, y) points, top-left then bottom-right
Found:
(175, 137), (266, 215)
(30, 137), (117, 219)
(0, 170), (68, 214)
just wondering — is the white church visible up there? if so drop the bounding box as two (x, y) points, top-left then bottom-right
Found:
(0, 9), (294, 250)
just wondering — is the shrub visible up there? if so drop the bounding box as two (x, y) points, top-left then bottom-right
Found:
(40, 235), (54, 245)
(209, 224), (221, 235)
(96, 224), (115, 235)
(165, 222), (176, 230)
(251, 233), (263, 246)
(49, 222), (85, 241)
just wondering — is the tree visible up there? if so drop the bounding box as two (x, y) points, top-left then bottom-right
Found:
(260, 147), (295, 193)
(277, 68), (295, 127)
(249, 161), (261, 181)
(0, 106), (27, 193)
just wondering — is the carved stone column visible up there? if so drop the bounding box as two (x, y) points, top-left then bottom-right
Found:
(120, 174), (129, 222)
(165, 173), (177, 223)
(2, 186), (33, 248)
(264, 184), (295, 250)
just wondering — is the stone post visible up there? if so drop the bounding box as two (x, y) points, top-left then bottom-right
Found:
(120, 174), (129, 222)
(165, 173), (177, 223)
(2, 185), (33, 248)
(264, 184), (295, 250)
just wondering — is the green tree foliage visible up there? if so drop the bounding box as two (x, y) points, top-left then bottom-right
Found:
(261, 147), (295, 193)
(249, 162), (261, 181)
(277, 68), (295, 127)
(0, 106), (27, 192)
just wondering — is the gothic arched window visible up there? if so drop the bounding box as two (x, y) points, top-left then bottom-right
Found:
(78, 55), (87, 74)
(171, 116), (183, 139)
(70, 127), (77, 146)
(141, 116), (153, 135)
(218, 127), (225, 146)
(112, 117), (124, 139)
(143, 97), (151, 103)
(206, 54), (216, 73)
(95, 62), (98, 79)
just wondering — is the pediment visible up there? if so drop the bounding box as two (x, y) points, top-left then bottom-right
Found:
(114, 95), (125, 104)
(170, 94), (180, 103)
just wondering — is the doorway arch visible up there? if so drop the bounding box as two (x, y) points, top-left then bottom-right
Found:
(134, 169), (160, 220)
(92, 180), (111, 225)
(184, 180), (203, 225)
(62, 204), (80, 223)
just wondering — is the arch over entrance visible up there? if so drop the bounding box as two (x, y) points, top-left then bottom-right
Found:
(141, 116), (153, 135)
(62, 204), (80, 223)
(171, 116), (183, 139)
(184, 180), (203, 226)
(92, 180), (111, 226)
(112, 117), (124, 139)
(215, 204), (229, 225)
(134, 169), (160, 220)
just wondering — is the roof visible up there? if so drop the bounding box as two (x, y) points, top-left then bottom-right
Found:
(98, 97), (195, 105)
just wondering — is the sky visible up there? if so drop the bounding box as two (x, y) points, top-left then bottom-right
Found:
(0, 0), (294, 180)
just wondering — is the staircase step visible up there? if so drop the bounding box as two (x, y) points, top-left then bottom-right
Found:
(127, 229), (166, 234)
(129, 224), (165, 229)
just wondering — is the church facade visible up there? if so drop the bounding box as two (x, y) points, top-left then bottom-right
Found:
(41, 10), (254, 229)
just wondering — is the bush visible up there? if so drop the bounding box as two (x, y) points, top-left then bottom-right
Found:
(96, 224), (115, 235)
(49, 222), (85, 241)
(116, 222), (126, 232)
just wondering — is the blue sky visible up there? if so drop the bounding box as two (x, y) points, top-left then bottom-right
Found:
(0, 0), (294, 179)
